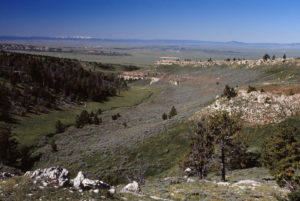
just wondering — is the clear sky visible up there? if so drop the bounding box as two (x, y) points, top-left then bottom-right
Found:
(1, 0), (300, 43)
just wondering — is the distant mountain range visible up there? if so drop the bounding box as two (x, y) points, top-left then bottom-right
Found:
(0, 36), (300, 47)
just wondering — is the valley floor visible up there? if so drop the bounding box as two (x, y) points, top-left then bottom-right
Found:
(33, 66), (271, 182)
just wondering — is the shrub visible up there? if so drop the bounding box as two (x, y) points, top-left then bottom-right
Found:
(112, 114), (118, 120)
(223, 85), (237, 99)
(75, 110), (90, 128)
(162, 113), (168, 120)
(287, 190), (300, 201)
(50, 139), (57, 152)
(263, 53), (270, 61)
(260, 88), (265, 93)
(247, 85), (257, 93)
(93, 115), (100, 125)
(97, 108), (102, 115)
(289, 89), (295, 96)
(264, 97), (271, 103)
(55, 120), (65, 133)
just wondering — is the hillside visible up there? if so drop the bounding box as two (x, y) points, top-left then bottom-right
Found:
(1, 54), (300, 200)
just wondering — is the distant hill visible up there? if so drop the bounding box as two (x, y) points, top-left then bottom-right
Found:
(1, 36), (300, 47)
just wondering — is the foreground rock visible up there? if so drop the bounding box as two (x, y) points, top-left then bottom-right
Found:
(0, 172), (15, 180)
(121, 181), (140, 193)
(72, 171), (110, 190)
(24, 167), (70, 187)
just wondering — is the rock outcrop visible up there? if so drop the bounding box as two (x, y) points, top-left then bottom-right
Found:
(24, 167), (70, 187)
(193, 89), (300, 125)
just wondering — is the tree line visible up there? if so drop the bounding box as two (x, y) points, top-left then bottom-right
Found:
(0, 51), (127, 122)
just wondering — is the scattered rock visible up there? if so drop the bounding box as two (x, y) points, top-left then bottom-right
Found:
(184, 168), (191, 173)
(232, 179), (261, 187)
(109, 188), (116, 194)
(73, 171), (85, 189)
(217, 182), (230, 186)
(73, 171), (109, 191)
(187, 178), (195, 183)
(0, 172), (14, 180)
(121, 181), (140, 193)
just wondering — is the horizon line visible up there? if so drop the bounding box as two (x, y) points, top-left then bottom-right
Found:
(0, 35), (300, 45)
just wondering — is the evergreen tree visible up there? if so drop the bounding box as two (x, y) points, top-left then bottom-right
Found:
(93, 115), (100, 125)
(0, 124), (18, 165)
(261, 121), (300, 191)
(283, 53), (287, 60)
(162, 113), (168, 120)
(55, 120), (65, 133)
(263, 53), (270, 61)
(168, 106), (177, 119)
(0, 84), (11, 122)
(75, 110), (90, 128)
(188, 118), (215, 179)
(223, 85), (237, 99)
(210, 111), (241, 181)
(272, 55), (276, 60)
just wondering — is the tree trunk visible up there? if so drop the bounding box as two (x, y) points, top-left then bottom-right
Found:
(221, 145), (226, 181)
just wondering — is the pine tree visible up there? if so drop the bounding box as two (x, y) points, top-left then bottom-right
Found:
(210, 111), (241, 181)
(188, 118), (215, 179)
(261, 121), (300, 191)
(283, 53), (287, 60)
(168, 106), (177, 119)
(223, 85), (237, 99)
(93, 115), (100, 125)
(162, 113), (168, 120)
(75, 110), (90, 128)
(55, 120), (65, 133)
(263, 53), (270, 61)
(0, 124), (18, 165)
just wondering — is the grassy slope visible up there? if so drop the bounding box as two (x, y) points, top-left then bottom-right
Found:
(241, 115), (300, 152)
(13, 85), (160, 148)
(83, 122), (191, 184)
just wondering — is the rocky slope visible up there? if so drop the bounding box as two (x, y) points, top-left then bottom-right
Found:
(0, 167), (289, 201)
(192, 87), (300, 125)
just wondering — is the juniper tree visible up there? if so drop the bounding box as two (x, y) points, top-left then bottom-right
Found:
(261, 121), (300, 191)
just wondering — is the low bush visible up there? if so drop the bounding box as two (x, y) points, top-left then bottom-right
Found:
(223, 85), (237, 99)
(247, 85), (257, 93)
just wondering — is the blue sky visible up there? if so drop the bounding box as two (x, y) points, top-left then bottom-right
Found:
(1, 0), (300, 43)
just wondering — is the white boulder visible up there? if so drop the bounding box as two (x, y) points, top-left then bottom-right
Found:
(73, 171), (110, 190)
(121, 181), (140, 193)
(73, 171), (85, 189)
